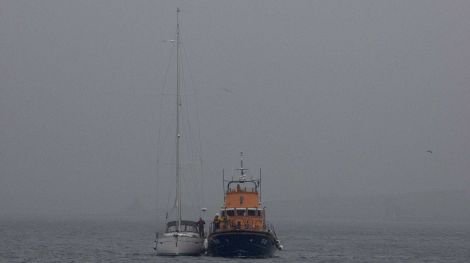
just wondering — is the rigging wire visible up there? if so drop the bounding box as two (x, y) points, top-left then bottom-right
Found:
(179, 36), (206, 216)
(183, 41), (206, 214)
(156, 41), (177, 224)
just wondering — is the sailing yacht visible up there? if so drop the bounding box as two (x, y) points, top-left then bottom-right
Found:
(155, 8), (204, 256)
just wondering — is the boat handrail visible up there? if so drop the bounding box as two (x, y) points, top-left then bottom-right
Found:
(265, 221), (279, 239)
(208, 217), (272, 234)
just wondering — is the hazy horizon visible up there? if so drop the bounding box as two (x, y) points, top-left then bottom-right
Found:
(1, 1), (469, 221)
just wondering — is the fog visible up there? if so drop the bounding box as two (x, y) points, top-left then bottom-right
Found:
(1, 1), (469, 222)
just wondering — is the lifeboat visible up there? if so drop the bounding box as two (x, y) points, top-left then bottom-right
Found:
(206, 153), (282, 258)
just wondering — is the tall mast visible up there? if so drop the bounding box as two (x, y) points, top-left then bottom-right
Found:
(175, 7), (182, 231)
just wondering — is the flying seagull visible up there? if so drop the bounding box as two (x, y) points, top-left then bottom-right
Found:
(221, 88), (233, 94)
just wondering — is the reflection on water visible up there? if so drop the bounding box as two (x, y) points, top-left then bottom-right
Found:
(0, 219), (469, 262)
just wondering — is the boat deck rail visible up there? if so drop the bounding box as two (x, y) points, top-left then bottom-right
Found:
(208, 220), (278, 235)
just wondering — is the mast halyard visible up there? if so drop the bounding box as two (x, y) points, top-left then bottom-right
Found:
(175, 7), (182, 232)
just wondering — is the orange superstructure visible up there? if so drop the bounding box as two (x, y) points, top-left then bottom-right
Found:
(217, 180), (265, 232)
(209, 152), (269, 233)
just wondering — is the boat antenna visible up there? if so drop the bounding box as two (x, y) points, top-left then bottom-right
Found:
(236, 152), (248, 181)
(259, 168), (262, 202)
(222, 169), (225, 202)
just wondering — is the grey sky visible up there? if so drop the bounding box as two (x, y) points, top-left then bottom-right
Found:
(1, 0), (469, 218)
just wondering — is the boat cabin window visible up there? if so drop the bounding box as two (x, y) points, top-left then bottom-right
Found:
(236, 209), (246, 216)
(227, 181), (258, 193)
(165, 221), (198, 233)
(167, 225), (177, 232)
(230, 186), (255, 192)
(183, 224), (198, 233)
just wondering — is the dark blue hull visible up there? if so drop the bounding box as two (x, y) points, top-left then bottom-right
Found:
(207, 231), (278, 258)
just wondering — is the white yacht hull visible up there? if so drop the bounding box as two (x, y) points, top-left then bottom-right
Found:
(156, 232), (204, 256)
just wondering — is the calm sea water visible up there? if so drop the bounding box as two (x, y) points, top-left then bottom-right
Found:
(1, 218), (469, 262)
